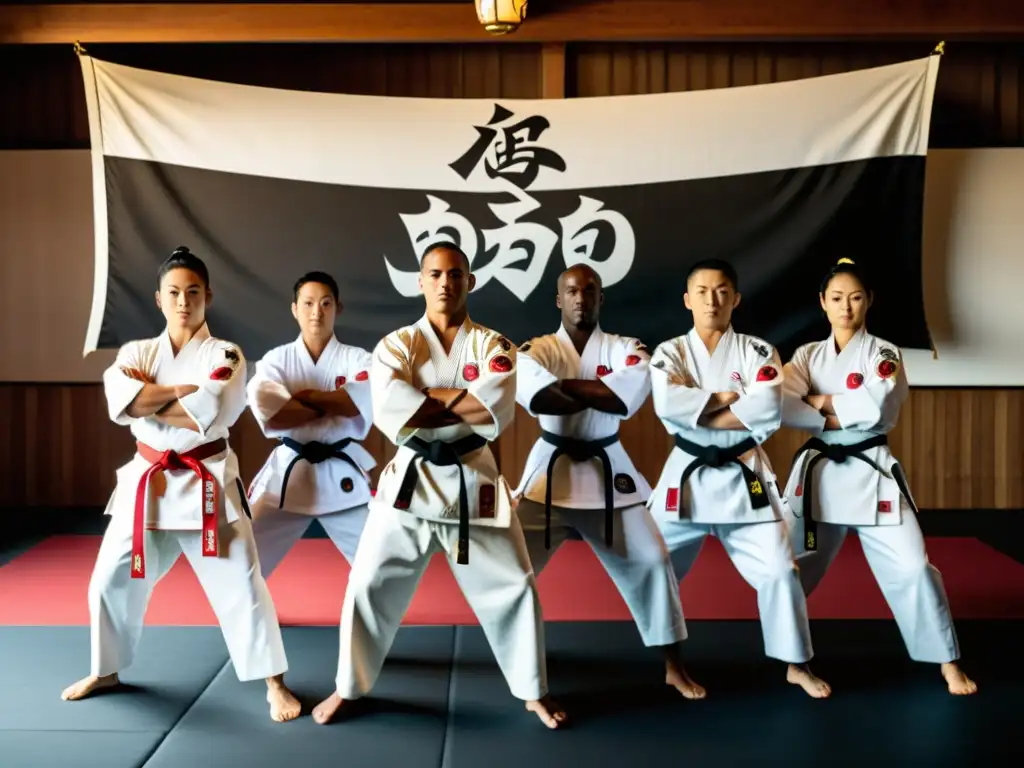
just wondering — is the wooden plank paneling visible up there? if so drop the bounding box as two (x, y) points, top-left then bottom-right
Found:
(0, 42), (542, 148)
(4, 1), (1024, 45)
(0, 384), (1020, 510)
(569, 42), (1024, 146)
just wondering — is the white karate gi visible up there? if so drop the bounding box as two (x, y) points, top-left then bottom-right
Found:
(246, 335), (376, 575)
(514, 324), (685, 648)
(647, 327), (813, 664)
(92, 323), (287, 681)
(334, 315), (547, 702)
(781, 328), (959, 663)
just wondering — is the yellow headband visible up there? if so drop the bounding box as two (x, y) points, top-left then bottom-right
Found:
(836, 258), (855, 265)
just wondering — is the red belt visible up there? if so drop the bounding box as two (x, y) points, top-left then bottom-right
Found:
(132, 438), (227, 579)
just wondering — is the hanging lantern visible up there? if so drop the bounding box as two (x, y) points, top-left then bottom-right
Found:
(475, 0), (529, 36)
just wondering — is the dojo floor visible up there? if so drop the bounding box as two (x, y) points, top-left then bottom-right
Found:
(2, 510), (1023, 767)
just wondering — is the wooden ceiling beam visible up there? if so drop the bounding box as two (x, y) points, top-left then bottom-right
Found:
(2, 1), (1022, 45)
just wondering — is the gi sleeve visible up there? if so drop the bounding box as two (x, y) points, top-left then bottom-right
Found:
(515, 338), (559, 417)
(370, 333), (428, 446)
(649, 340), (713, 429)
(339, 347), (374, 439)
(831, 345), (908, 432)
(599, 337), (652, 420)
(102, 342), (148, 425)
(177, 342), (248, 437)
(245, 353), (294, 438)
(467, 333), (517, 441)
(729, 345), (783, 439)
(780, 346), (827, 434)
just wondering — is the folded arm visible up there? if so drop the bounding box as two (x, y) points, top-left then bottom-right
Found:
(650, 341), (737, 428)
(830, 346), (908, 431)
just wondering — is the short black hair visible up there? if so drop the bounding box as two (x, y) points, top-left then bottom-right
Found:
(293, 271), (340, 302)
(820, 258), (873, 296)
(421, 241), (471, 272)
(558, 263), (603, 291)
(685, 258), (738, 291)
(157, 246), (210, 289)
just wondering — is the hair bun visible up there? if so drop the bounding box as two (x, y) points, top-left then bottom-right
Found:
(172, 246), (191, 255)
(836, 257), (855, 265)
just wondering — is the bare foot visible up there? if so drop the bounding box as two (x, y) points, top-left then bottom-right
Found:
(61, 673), (120, 701)
(786, 663), (832, 698)
(266, 676), (302, 722)
(312, 692), (345, 725)
(941, 663), (978, 696)
(525, 695), (567, 729)
(665, 658), (707, 700)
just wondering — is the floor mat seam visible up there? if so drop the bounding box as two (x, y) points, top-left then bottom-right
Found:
(135, 656), (233, 768)
(438, 625), (460, 768)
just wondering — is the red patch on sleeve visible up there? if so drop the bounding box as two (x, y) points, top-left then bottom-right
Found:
(755, 365), (777, 382)
(355, 370), (369, 382)
(877, 360), (897, 379)
(665, 488), (679, 512)
(210, 366), (233, 381)
(489, 355), (512, 373)
(625, 355), (641, 367)
(596, 365), (612, 377)
(846, 372), (864, 389)
(878, 500), (892, 513)
(334, 375), (347, 389)
(463, 363), (480, 381)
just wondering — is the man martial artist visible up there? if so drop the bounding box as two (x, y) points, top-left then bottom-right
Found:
(647, 258), (831, 698)
(247, 272), (375, 575)
(61, 246), (300, 722)
(514, 264), (703, 700)
(311, 243), (566, 728)
(781, 258), (976, 695)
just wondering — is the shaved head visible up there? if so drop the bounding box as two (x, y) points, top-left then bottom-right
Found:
(557, 263), (602, 293)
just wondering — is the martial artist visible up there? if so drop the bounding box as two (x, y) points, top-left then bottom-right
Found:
(312, 243), (566, 728)
(647, 258), (831, 698)
(247, 271), (375, 575)
(781, 258), (976, 695)
(61, 247), (300, 722)
(514, 264), (703, 700)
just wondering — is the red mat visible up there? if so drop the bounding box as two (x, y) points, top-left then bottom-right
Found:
(2, 535), (1023, 626)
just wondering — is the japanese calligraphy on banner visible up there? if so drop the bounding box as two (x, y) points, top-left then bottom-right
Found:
(78, 54), (940, 361)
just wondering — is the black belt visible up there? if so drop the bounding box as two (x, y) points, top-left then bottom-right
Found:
(278, 437), (360, 508)
(793, 434), (907, 551)
(540, 431), (620, 550)
(393, 433), (488, 565)
(672, 435), (770, 517)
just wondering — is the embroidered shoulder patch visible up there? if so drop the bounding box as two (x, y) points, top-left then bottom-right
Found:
(210, 366), (233, 381)
(519, 342), (532, 353)
(876, 357), (899, 379)
(755, 364), (778, 382)
(846, 372), (864, 389)
(750, 341), (770, 358)
(625, 355), (641, 367)
(497, 336), (512, 352)
(489, 355), (512, 373)
(354, 370), (369, 382)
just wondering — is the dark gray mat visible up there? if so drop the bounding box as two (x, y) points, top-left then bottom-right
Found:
(0, 626), (229, 732)
(142, 625), (455, 767)
(442, 620), (1024, 768)
(0, 731), (165, 768)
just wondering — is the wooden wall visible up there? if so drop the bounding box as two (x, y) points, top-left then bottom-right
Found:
(1, 41), (1022, 510)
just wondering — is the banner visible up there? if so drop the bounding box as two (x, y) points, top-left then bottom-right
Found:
(79, 53), (940, 361)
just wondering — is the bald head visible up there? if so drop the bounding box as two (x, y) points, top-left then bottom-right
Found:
(556, 264), (603, 330)
(557, 263), (602, 293)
